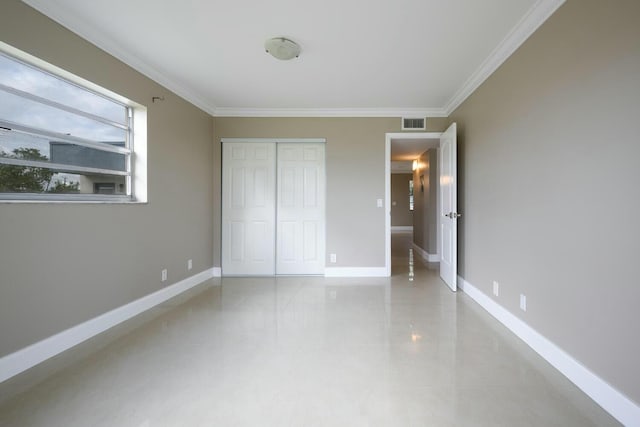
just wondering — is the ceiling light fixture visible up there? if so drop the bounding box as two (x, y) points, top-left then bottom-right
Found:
(264, 37), (301, 60)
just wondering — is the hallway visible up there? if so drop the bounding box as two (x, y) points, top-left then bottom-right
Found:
(0, 234), (618, 426)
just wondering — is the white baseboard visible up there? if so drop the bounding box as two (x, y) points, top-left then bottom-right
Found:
(412, 243), (439, 263)
(324, 267), (388, 277)
(457, 275), (640, 427)
(391, 226), (413, 232)
(0, 268), (215, 384)
(212, 267), (222, 277)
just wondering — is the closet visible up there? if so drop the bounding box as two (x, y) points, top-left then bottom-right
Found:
(221, 140), (326, 276)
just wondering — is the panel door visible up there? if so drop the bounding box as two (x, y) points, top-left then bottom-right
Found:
(276, 143), (325, 275)
(439, 123), (458, 291)
(222, 142), (276, 275)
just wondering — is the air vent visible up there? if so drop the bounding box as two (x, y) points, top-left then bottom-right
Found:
(402, 117), (426, 130)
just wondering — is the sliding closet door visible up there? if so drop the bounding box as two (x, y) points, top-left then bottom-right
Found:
(276, 143), (325, 275)
(222, 142), (276, 275)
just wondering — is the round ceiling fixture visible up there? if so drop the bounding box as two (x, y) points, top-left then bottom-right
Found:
(264, 37), (301, 60)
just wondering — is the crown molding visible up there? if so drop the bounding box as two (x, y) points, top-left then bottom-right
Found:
(22, 0), (218, 116)
(212, 107), (447, 118)
(24, 0), (564, 119)
(443, 0), (566, 115)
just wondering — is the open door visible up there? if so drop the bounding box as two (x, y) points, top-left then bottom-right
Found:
(439, 123), (459, 291)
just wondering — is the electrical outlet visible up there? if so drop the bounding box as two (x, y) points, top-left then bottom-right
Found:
(520, 294), (527, 311)
(493, 281), (499, 296)
(330, 253), (337, 263)
(161, 269), (167, 282)
(187, 259), (193, 270)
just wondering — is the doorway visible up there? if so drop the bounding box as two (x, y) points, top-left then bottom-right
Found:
(384, 132), (441, 277)
(385, 125), (459, 291)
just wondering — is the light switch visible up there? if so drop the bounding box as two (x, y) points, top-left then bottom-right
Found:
(377, 199), (383, 208)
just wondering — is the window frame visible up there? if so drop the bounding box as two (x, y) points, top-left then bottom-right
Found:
(0, 42), (145, 203)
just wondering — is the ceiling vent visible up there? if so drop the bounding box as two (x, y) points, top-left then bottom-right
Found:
(402, 117), (426, 130)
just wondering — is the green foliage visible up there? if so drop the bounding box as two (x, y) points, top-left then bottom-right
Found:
(0, 148), (54, 192)
(48, 179), (80, 193)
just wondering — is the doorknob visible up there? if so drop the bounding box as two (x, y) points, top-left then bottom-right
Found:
(445, 212), (462, 218)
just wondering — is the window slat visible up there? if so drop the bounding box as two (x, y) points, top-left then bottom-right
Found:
(0, 83), (128, 131)
(0, 193), (132, 202)
(0, 120), (130, 155)
(0, 157), (130, 177)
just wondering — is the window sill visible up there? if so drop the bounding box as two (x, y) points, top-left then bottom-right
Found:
(0, 200), (148, 204)
(0, 195), (147, 204)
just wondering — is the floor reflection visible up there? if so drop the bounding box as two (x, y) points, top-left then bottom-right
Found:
(0, 232), (620, 427)
(391, 231), (438, 277)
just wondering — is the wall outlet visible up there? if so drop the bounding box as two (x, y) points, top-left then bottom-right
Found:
(187, 259), (193, 270)
(520, 294), (527, 311)
(161, 269), (167, 282)
(493, 281), (499, 296)
(330, 253), (337, 263)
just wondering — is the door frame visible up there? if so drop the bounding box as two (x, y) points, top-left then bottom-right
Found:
(385, 132), (442, 276)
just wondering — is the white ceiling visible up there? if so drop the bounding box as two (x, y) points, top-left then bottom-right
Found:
(391, 138), (438, 161)
(22, 0), (564, 117)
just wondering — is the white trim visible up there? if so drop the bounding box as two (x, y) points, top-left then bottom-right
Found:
(385, 136), (391, 277)
(385, 132), (442, 140)
(443, 0), (565, 115)
(20, 1), (216, 116)
(0, 268), (214, 383)
(412, 243), (439, 263)
(212, 267), (222, 277)
(457, 275), (640, 427)
(391, 226), (413, 232)
(220, 138), (326, 144)
(324, 267), (387, 277)
(385, 132), (442, 278)
(436, 146), (441, 274)
(21, 1), (563, 119)
(213, 107), (447, 118)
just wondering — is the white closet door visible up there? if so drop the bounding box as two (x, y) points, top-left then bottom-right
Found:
(222, 142), (276, 275)
(276, 143), (325, 275)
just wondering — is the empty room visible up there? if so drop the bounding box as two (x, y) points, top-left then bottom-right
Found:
(0, 0), (638, 425)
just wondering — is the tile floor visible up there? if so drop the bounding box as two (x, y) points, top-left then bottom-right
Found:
(0, 233), (620, 426)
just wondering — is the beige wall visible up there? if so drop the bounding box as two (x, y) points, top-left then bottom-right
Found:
(0, 1), (214, 357)
(412, 149), (438, 254)
(450, 0), (640, 403)
(6, 0), (637, 408)
(213, 117), (448, 268)
(390, 174), (413, 227)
